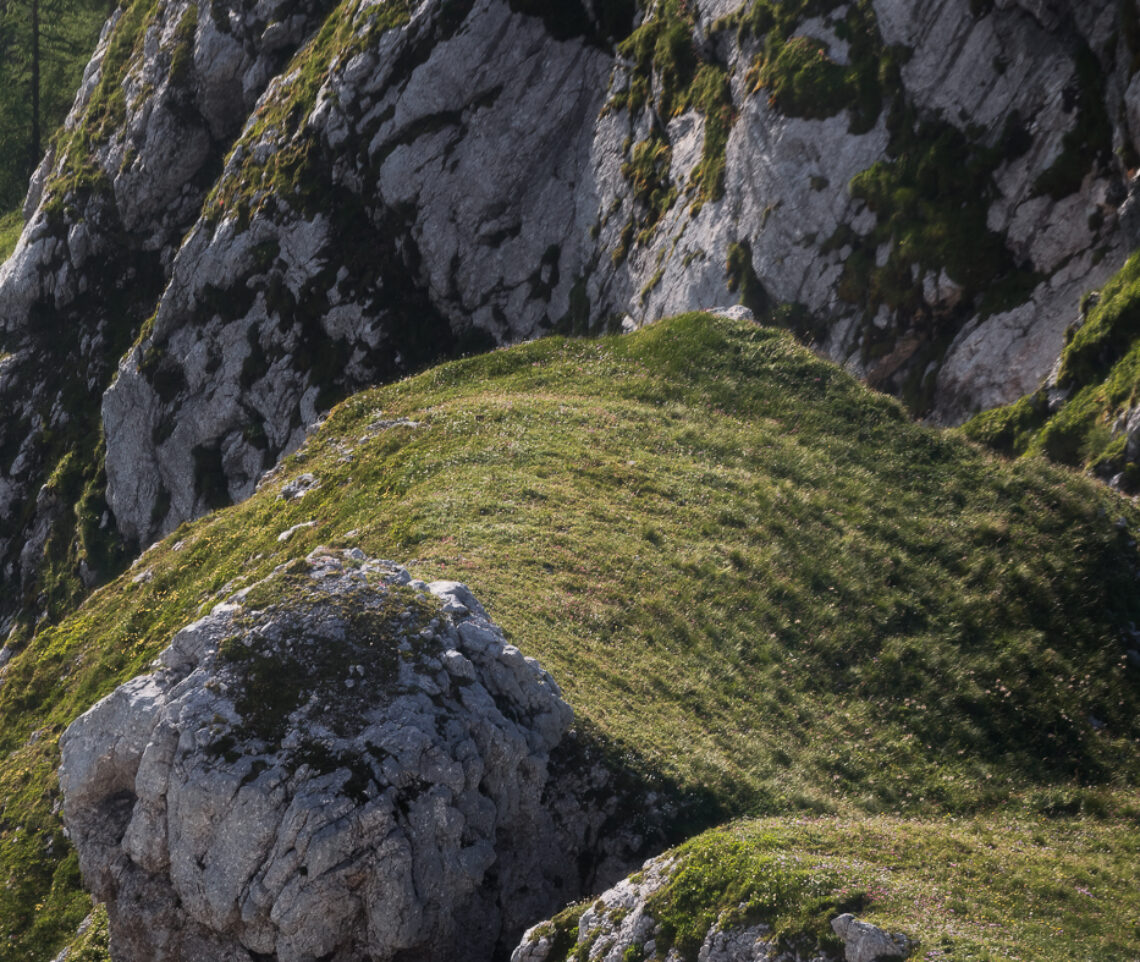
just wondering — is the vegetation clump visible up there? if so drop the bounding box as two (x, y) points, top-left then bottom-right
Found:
(204, 0), (413, 225)
(644, 828), (841, 959)
(735, 0), (886, 134)
(43, 0), (163, 219)
(547, 815), (1140, 962)
(964, 251), (1140, 489)
(606, 0), (735, 253)
(833, 87), (1039, 411)
(753, 35), (850, 120)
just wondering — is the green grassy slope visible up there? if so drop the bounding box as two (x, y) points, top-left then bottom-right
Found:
(2, 313), (1139, 959)
(544, 815), (1140, 961)
(963, 251), (1140, 489)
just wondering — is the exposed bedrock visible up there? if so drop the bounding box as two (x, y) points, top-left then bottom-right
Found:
(60, 548), (662, 961)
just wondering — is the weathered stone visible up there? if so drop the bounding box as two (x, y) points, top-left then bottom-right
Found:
(60, 549), (654, 962)
(830, 913), (913, 962)
(513, 851), (849, 962)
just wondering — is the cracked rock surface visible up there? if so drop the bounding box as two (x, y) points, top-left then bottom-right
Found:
(510, 852), (891, 962)
(60, 548), (646, 961)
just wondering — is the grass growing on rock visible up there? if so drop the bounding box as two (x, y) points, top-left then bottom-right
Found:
(0, 206), (23, 262)
(607, 0), (736, 250)
(2, 313), (1140, 958)
(963, 251), (1140, 488)
(550, 816), (1140, 961)
(43, 0), (161, 218)
(203, 0), (413, 225)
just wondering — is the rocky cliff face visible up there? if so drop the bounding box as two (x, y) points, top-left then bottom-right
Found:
(96, 0), (1140, 550)
(0, 0), (334, 629)
(60, 548), (655, 961)
(1, 0), (1137, 625)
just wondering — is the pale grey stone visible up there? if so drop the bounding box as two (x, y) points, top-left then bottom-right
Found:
(60, 551), (653, 962)
(512, 852), (844, 962)
(830, 913), (913, 962)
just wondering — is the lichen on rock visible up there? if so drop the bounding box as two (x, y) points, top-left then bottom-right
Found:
(59, 547), (618, 961)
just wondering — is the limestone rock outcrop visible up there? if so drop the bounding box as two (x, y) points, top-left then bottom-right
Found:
(101, 0), (617, 546)
(59, 548), (650, 961)
(829, 914), (913, 962)
(0, 0), (331, 626)
(98, 0), (1140, 549)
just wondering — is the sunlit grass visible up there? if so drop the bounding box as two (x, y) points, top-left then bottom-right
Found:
(2, 313), (1138, 959)
(552, 815), (1140, 961)
(0, 206), (22, 263)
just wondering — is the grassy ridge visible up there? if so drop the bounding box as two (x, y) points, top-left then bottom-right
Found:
(1, 313), (1139, 958)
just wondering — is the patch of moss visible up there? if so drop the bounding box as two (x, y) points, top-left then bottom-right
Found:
(63, 904), (110, 962)
(619, 134), (675, 250)
(44, 0), (161, 218)
(216, 568), (433, 746)
(645, 829), (841, 960)
(960, 391), (1050, 457)
(0, 206), (23, 262)
(168, 3), (198, 86)
(735, 0), (886, 134)
(835, 103), (1038, 412)
(204, 0), (414, 224)
(607, 0), (736, 237)
(846, 119), (1026, 307)
(1057, 252), (1140, 390)
(753, 35), (851, 120)
(532, 899), (591, 960)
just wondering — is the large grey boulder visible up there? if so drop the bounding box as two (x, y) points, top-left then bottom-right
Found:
(60, 548), (645, 961)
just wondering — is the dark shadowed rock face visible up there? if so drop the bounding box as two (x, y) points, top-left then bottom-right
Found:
(59, 548), (653, 961)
